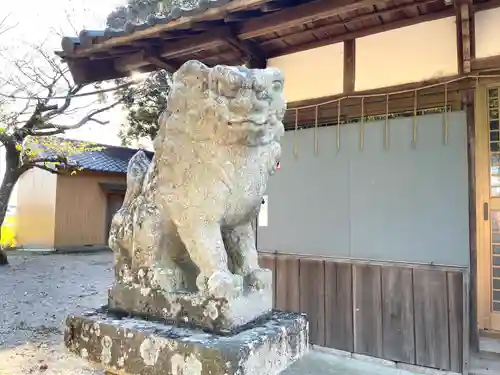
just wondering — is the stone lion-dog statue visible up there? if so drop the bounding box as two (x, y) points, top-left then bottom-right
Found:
(109, 60), (285, 306)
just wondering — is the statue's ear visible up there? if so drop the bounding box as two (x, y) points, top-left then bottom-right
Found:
(209, 65), (246, 98)
(175, 60), (210, 84)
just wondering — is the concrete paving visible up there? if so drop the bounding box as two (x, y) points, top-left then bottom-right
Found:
(0, 252), (416, 375)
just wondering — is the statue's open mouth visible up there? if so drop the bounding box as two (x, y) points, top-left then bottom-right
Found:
(276, 161), (280, 170)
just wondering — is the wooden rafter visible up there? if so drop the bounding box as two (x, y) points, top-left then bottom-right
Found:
(238, 0), (388, 39)
(115, 51), (148, 73)
(158, 27), (230, 58)
(114, 50), (180, 73)
(472, 56), (500, 72)
(224, 10), (263, 22)
(264, 6), (454, 57)
(145, 56), (180, 72)
(259, 0), (437, 49)
(225, 27), (267, 68)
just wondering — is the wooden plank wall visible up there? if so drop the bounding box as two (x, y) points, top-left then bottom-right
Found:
(258, 252), (467, 373)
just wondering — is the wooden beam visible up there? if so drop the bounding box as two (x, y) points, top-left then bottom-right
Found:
(474, 0), (500, 12)
(238, 0), (388, 39)
(260, 2), (283, 12)
(115, 51), (148, 72)
(224, 10), (263, 22)
(260, 0), (436, 50)
(115, 50), (180, 73)
(145, 56), (179, 72)
(225, 27), (267, 68)
(226, 37), (267, 68)
(188, 21), (227, 32)
(285, 74), (471, 111)
(471, 55), (500, 71)
(158, 27), (230, 59)
(68, 58), (122, 85)
(266, 7), (454, 57)
(343, 39), (355, 93)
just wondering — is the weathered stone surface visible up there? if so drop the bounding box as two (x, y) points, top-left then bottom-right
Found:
(107, 60), (286, 332)
(61, 61), (303, 374)
(65, 309), (309, 375)
(108, 274), (272, 334)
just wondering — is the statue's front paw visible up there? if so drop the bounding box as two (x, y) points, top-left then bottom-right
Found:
(246, 268), (272, 291)
(202, 271), (243, 300)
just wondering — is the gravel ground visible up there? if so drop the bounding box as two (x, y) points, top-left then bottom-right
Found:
(0, 253), (112, 375)
(0, 252), (113, 349)
(0, 252), (420, 375)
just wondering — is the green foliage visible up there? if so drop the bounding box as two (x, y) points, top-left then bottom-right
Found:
(116, 70), (170, 145)
(22, 136), (104, 174)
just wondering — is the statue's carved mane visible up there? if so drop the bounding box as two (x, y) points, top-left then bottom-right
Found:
(156, 60), (286, 148)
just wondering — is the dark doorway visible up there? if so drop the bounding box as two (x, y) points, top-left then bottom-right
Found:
(105, 193), (124, 242)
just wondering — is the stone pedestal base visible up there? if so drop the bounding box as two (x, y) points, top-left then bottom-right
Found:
(64, 308), (308, 375)
(108, 280), (273, 334)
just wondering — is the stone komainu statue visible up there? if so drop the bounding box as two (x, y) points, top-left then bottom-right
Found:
(109, 60), (285, 301)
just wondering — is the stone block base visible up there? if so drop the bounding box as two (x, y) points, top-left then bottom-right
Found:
(108, 280), (273, 334)
(64, 308), (309, 375)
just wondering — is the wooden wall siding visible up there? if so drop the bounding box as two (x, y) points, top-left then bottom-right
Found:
(17, 168), (58, 248)
(54, 172), (126, 247)
(258, 253), (466, 373)
(324, 261), (353, 352)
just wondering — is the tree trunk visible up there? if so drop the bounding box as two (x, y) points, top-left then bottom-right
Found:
(0, 148), (23, 266)
(0, 248), (7, 265)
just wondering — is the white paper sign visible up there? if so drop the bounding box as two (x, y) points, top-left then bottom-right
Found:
(258, 195), (268, 227)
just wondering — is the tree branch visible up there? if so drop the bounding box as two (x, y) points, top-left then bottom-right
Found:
(42, 99), (123, 130)
(30, 129), (65, 136)
(41, 84), (84, 121)
(32, 164), (61, 175)
(0, 80), (135, 100)
(0, 14), (17, 36)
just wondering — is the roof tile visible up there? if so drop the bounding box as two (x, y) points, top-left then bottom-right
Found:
(35, 139), (153, 174)
(70, 143), (154, 174)
(60, 0), (236, 56)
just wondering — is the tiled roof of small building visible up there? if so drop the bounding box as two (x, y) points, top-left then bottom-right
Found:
(34, 139), (154, 174)
(70, 143), (154, 173)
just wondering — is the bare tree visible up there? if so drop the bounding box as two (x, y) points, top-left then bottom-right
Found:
(0, 14), (17, 37)
(0, 43), (130, 265)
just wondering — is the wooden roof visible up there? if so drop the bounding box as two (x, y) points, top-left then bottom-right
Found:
(56, 0), (492, 85)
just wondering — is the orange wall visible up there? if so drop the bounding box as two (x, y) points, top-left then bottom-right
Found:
(475, 7), (500, 59)
(355, 16), (458, 91)
(54, 172), (125, 247)
(268, 43), (344, 102)
(267, 16), (458, 102)
(17, 168), (58, 248)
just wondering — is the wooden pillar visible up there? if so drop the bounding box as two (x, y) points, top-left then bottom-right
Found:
(343, 39), (356, 93)
(456, 0), (473, 74)
(466, 88), (479, 353)
(457, 0), (478, 352)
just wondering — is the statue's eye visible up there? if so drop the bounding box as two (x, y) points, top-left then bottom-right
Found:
(272, 81), (283, 92)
